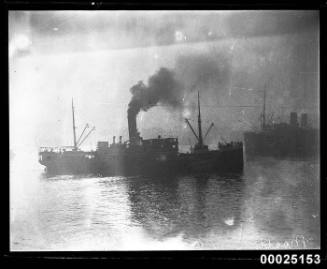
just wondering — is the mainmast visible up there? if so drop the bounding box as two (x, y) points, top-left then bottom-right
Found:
(197, 91), (203, 147)
(72, 98), (77, 150)
(184, 92), (211, 152)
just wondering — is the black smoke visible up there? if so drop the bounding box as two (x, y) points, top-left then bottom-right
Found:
(128, 67), (184, 119)
(128, 52), (232, 120)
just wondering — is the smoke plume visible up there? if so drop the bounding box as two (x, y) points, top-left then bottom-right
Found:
(128, 52), (231, 120)
(128, 67), (184, 119)
(175, 53), (231, 98)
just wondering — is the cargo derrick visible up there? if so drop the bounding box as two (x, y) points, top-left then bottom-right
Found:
(180, 91), (243, 174)
(39, 98), (96, 175)
(184, 92), (211, 152)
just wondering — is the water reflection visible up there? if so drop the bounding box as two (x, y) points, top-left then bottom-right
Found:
(126, 174), (245, 243)
(11, 158), (320, 250)
(242, 158), (320, 249)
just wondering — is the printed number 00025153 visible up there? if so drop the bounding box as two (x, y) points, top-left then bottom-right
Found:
(260, 254), (321, 264)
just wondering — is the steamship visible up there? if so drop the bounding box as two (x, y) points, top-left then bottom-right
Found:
(243, 89), (319, 160)
(39, 93), (244, 176)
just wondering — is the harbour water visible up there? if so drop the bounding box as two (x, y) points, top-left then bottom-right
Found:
(10, 156), (320, 250)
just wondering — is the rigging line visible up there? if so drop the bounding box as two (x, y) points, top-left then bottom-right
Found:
(76, 123), (89, 145)
(184, 118), (199, 142)
(204, 123), (214, 140)
(78, 127), (96, 147)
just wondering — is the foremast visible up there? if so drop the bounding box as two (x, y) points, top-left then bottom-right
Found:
(72, 98), (77, 150)
(197, 91), (203, 148)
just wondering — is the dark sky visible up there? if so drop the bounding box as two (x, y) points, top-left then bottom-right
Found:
(9, 10), (319, 154)
(10, 10), (317, 52)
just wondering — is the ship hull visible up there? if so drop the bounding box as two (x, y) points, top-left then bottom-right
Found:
(39, 151), (97, 176)
(39, 146), (244, 177)
(244, 128), (319, 160)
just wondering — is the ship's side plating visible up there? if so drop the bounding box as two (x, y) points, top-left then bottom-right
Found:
(92, 139), (243, 176)
(93, 136), (179, 176)
(39, 147), (96, 175)
(244, 112), (319, 159)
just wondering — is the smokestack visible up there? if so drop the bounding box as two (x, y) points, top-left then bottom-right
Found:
(290, 112), (298, 127)
(127, 68), (184, 145)
(128, 112), (139, 145)
(300, 113), (308, 128)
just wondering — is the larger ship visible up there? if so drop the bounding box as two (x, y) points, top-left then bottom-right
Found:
(39, 93), (244, 176)
(243, 89), (319, 160)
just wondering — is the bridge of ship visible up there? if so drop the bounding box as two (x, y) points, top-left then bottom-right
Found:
(97, 137), (178, 153)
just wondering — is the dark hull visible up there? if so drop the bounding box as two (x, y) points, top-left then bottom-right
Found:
(39, 151), (97, 176)
(40, 147), (244, 177)
(244, 129), (319, 160)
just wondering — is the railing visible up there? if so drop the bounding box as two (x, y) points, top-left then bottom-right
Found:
(39, 146), (76, 153)
(218, 142), (243, 150)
